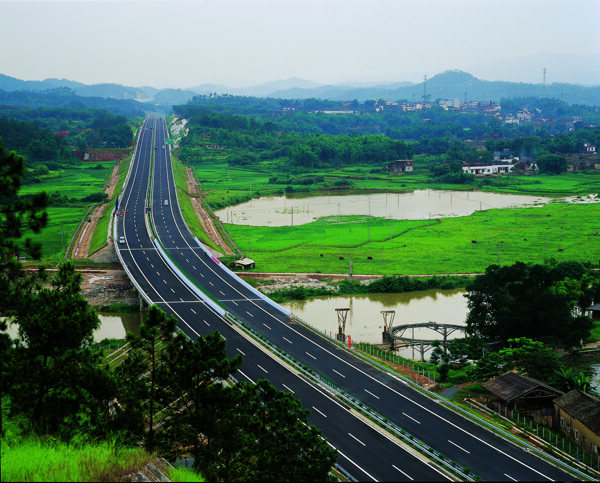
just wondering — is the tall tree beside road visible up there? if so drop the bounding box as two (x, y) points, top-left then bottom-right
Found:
(154, 329), (242, 475)
(465, 260), (597, 349)
(154, 328), (336, 481)
(0, 143), (49, 437)
(8, 261), (116, 438)
(239, 379), (338, 482)
(119, 305), (178, 452)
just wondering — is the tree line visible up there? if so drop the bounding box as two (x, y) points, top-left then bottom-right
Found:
(173, 101), (600, 179)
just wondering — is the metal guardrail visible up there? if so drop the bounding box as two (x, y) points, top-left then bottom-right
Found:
(228, 315), (476, 481)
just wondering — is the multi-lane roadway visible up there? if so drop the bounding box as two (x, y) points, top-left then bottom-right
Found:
(116, 114), (452, 482)
(116, 114), (578, 482)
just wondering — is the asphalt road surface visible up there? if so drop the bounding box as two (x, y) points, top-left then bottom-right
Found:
(117, 114), (579, 482)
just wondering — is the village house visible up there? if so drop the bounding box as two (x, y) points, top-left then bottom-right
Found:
(588, 303), (600, 322)
(387, 160), (414, 173)
(554, 389), (600, 456)
(461, 161), (514, 176)
(483, 372), (563, 425)
(565, 152), (600, 171)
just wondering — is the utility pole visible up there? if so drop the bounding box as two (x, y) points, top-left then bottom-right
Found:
(349, 255), (353, 281)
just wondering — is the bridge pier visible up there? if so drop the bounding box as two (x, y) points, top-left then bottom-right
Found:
(381, 310), (395, 350)
(139, 294), (148, 312)
(335, 307), (349, 344)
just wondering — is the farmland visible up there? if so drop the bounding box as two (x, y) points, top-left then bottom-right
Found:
(183, 160), (600, 274)
(19, 161), (117, 262)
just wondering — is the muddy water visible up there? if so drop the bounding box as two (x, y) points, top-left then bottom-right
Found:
(216, 190), (551, 226)
(2, 312), (142, 343)
(281, 288), (468, 359)
(96, 312), (142, 341)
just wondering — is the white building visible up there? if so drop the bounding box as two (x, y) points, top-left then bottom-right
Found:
(462, 162), (514, 176)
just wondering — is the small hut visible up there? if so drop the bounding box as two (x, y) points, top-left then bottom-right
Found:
(231, 257), (255, 270)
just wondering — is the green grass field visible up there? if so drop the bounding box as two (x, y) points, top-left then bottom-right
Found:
(185, 160), (600, 274)
(224, 201), (600, 274)
(88, 156), (132, 256)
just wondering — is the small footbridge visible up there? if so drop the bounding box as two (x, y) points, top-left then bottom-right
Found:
(387, 321), (467, 361)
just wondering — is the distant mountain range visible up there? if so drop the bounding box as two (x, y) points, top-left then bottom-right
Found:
(1, 70), (598, 106)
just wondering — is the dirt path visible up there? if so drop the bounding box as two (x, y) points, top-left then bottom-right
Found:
(185, 166), (234, 255)
(72, 163), (121, 259)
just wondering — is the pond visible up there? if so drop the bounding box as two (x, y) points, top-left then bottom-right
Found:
(95, 312), (142, 341)
(216, 190), (551, 226)
(1, 312), (142, 344)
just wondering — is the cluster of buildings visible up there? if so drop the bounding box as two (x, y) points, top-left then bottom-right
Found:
(483, 372), (600, 461)
(388, 143), (598, 177)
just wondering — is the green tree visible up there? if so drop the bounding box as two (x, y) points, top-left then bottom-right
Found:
(536, 153), (567, 174)
(499, 338), (563, 381)
(465, 261), (596, 349)
(8, 262), (116, 438)
(1, 143), (49, 439)
(121, 305), (178, 452)
(469, 338), (562, 383)
(0, 144), (49, 266)
(240, 379), (337, 482)
(155, 330), (242, 473)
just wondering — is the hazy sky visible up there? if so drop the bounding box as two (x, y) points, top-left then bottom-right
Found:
(1, 0), (599, 88)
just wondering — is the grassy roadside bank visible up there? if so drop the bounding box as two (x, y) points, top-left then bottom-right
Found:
(1, 433), (202, 482)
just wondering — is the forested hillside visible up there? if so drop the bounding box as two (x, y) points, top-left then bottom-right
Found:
(0, 87), (145, 118)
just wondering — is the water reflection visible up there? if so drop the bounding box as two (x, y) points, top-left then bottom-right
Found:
(96, 312), (142, 342)
(2, 312), (143, 344)
(590, 364), (600, 392)
(216, 190), (551, 226)
(282, 289), (468, 348)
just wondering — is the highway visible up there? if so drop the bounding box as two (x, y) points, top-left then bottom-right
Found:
(144, 113), (580, 482)
(115, 114), (451, 482)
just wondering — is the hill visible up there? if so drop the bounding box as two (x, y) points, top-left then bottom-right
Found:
(1, 70), (598, 106)
(270, 71), (600, 105)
